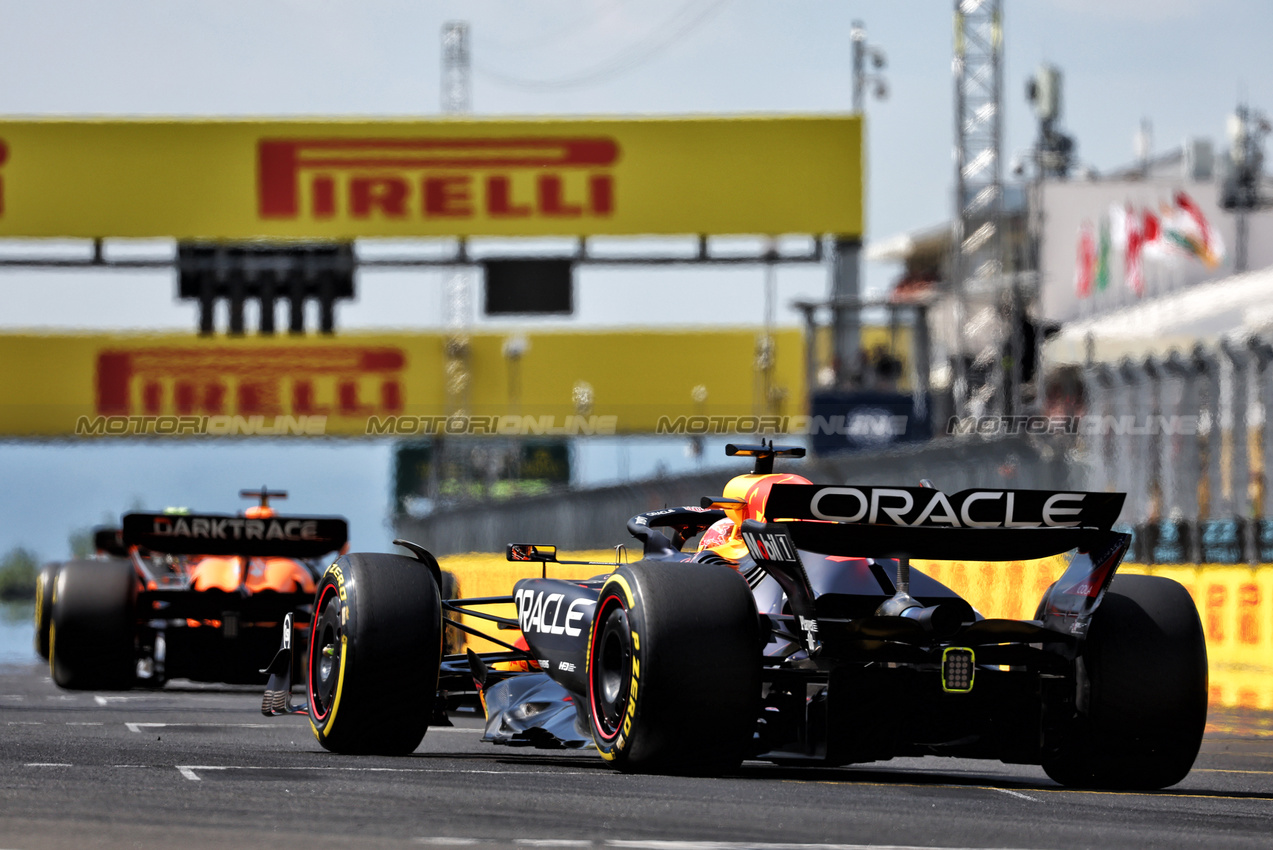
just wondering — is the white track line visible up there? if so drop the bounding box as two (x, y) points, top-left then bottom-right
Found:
(985, 787), (1042, 802)
(24, 763), (71, 768)
(95, 695), (142, 705)
(175, 765), (592, 781)
(125, 722), (275, 733)
(416, 841), (1042, 850)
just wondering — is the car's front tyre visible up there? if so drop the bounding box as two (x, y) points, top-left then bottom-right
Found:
(307, 552), (442, 755)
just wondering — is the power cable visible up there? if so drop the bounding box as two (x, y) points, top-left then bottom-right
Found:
(477, 0), (634, 54)
(473, 0), (730, 92)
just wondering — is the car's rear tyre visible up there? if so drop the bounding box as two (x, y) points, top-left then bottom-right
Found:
(34, 562), (60, 660)
(1043, 574), (1207, 789)
(307, 552), (442, 755)
(49, 559), (137, 690)
(586, 560), (760, 775)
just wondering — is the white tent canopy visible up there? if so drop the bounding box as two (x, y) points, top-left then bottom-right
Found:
(1046, 265), (1273, 364)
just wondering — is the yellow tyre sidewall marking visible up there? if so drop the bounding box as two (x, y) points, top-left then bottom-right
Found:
(322, 634), (349, 736)
(47, 577), (59, 678)
(309, 634), (349, 741)
(34, 577), (43, 635)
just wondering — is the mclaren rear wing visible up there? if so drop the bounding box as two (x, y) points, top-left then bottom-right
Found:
(121, 512), (348, 559)
(742, 484), (1130, 643)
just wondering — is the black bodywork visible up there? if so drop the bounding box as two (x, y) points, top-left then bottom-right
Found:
(431, 482), (1132, 769)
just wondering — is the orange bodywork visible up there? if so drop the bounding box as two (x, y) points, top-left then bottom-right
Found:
(189, 556), (316, 593)
(181, 555), (316, 629)
(697, 472), (812, 562)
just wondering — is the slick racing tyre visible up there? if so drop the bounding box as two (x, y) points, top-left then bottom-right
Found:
(1043, 574), (1208, 790)
(586, 560), (761, 775)
(49, 559), (138, 690)
(307, 553), (442, 755)
(34, 562), (60, 660)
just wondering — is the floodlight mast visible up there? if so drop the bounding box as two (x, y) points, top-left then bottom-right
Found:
(1222, 103), (1272, 273)
(951, 0), (1005, 418)
(441, 21), (471, 115)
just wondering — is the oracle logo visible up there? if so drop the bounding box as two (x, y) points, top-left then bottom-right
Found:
(257, 137), (619, 221)
(95, 347), (406, 418)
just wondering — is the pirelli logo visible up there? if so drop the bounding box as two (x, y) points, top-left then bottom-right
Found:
(257, 137), (619, 222)
(96, 347), (406, 418)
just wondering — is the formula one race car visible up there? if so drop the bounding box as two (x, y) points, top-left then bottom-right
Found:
(44, 488), (347, 690)
(261, 444), (1208, 789)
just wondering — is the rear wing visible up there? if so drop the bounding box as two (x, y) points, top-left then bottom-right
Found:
(744, 484), (1130, 640)
(121, 512), (348, 558)
(761, 484), (1124, 560)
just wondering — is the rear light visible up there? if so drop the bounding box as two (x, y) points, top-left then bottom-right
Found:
(942, 647), (975, 693)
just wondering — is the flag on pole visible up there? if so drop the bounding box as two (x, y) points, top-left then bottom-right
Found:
(1172, 191), (1225, 268)
(1125, 203), (1145, 296)
(1095, 216), (1110, 291)
(1076, 221), (1095, 298)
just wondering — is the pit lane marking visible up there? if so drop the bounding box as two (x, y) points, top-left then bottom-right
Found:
(175, 765), (593, 781)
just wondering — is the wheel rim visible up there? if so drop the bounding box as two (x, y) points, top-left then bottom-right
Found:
(589, 595), (632, 741)
(308, 584), (343, 721)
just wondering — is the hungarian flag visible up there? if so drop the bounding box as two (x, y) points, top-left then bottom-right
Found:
(1173, 191), (1224, 268)
(1075, 221), (1095, 298)
(1156, 191), (1225, 268)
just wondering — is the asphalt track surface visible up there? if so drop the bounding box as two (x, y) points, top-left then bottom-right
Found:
(1, 662), (1272, 850)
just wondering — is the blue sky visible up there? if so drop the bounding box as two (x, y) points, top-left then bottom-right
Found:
(1, 0), (1268, 559)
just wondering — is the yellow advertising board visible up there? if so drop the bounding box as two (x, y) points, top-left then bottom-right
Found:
(0, 116), (861, 239)
(442, 552), (1273, 712)
(0, 329), (805, 438)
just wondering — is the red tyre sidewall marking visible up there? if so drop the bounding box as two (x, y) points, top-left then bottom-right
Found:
(309, 582), (339, 722)
(588, 592), (627, 744)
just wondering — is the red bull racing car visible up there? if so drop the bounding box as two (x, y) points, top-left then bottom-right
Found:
(42, 488), (347, 689)
(262, 444), (1207, 789)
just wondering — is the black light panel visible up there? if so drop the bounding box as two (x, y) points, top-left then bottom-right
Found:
(483, 259), (573, 315)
